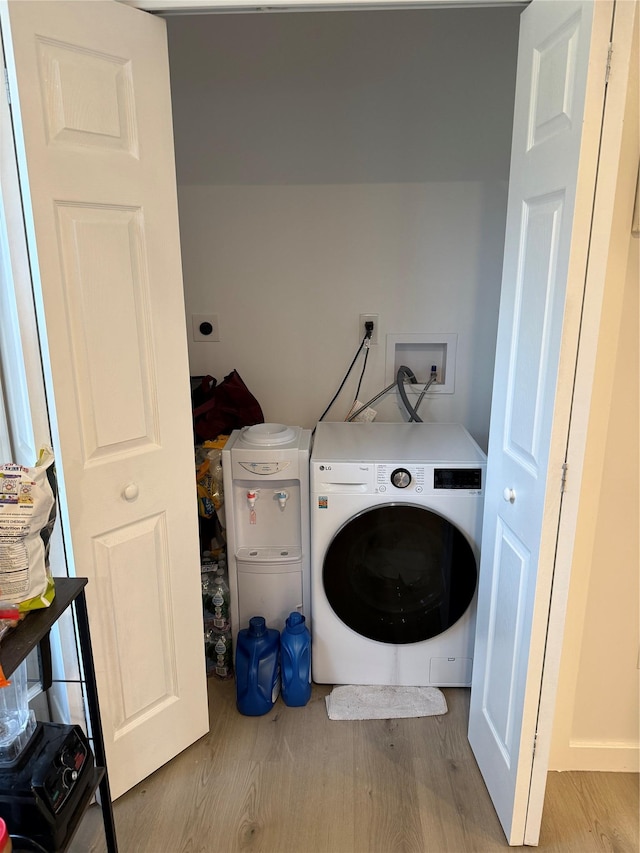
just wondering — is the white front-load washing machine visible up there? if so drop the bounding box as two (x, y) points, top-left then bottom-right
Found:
(310, 421), (486, 687)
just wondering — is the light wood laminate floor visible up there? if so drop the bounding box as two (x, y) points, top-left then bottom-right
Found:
(70, 678), (639, 853)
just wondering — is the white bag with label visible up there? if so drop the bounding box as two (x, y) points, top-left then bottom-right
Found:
(0, 447), (56, 610)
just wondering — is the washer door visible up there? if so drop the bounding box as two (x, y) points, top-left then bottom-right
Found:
(323, 504), (477, 644)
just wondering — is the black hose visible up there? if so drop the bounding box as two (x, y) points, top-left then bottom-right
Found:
(345, 364), (433, 424)
(396, 365), (423, 422)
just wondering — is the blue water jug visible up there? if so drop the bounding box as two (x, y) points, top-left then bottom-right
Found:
(235, 616), (281, 716)
(281, 612), (311, 707)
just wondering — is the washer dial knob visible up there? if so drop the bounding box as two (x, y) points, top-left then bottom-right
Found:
(391, 468), (412, 489)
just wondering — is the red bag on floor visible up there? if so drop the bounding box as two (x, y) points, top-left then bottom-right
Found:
(192, 370), (264, 441)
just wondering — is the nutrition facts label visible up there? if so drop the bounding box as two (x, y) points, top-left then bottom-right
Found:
(0, 466), (35, 598)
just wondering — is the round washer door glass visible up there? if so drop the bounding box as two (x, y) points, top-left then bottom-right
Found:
(323, 504), (477, 644)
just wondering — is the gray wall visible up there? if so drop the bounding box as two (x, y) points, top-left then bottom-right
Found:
(167, 7), (521, 448)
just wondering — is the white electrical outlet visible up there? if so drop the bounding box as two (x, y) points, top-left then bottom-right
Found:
(192, 314), (220, 342)
(359, 313), (379, 345)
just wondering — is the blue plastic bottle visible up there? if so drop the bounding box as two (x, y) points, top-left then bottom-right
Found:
(280, 612), (311, 707)
(235, 616), (281, 716)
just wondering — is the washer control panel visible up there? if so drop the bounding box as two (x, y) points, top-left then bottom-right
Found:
(375, 464), (483, 494)
(376, 464), (426, 493)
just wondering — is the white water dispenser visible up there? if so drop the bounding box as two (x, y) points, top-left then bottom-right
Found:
(222, 424), (311, 646)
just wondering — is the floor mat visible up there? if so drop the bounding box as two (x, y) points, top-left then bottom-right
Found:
(325, 685), (448, 721)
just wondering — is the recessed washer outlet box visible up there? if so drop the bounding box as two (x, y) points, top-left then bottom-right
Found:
(385, 333), (457, 394)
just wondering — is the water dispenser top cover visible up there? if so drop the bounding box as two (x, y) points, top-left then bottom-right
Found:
(239, 423), (298, 447)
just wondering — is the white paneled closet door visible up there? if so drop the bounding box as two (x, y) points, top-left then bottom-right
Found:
(0, 0), (209, 798)
(468, 0), (616, 845)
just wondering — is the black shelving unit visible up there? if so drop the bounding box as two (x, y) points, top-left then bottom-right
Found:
(0, 577), (118, 852)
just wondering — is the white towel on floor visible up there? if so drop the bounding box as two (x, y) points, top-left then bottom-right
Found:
(325, 685), (448, 721)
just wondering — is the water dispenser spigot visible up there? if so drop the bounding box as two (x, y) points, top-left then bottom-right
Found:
(247, 490), (258, 525)
(275, 490), (289, 510)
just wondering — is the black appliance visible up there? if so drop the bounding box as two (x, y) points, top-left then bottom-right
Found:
(0, 722), (94, 851)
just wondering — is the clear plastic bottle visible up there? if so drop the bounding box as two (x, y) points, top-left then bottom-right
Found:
(0, 659), (36, 765)
(201, 572), (214, 616)
(204, 626), (216, 675)
(209, 567), (230, 632)
(206, 628), (233, 679)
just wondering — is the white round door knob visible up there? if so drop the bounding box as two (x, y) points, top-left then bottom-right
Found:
(122, 483), (139, 502)
(503, 487), (516, 504)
